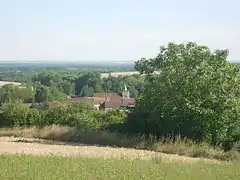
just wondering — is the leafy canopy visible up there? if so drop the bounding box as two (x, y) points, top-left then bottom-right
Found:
(133, 42), (240, 145)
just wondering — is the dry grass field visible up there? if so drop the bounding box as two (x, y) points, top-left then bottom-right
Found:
(0, 125), (239, 162)
(0, 136), (219, 164)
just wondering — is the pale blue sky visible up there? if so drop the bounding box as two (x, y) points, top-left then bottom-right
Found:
(0, 0), (239, 62)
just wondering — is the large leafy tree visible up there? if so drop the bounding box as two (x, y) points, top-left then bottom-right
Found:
(132, 42), (240, 146)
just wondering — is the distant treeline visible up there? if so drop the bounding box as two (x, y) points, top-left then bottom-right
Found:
(0, 61), (135, 73)
(0, 69), (145, 104)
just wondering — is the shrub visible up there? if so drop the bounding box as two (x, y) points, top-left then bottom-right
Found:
(28, 109), (44, 127)
(66, 113), (99, 129)
(42, 106), (69, 126)
(1, 100), (30, 127)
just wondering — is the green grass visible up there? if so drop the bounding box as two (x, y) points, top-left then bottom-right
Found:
(0, 155), (239, 180)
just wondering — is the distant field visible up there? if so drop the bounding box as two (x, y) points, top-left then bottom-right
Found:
(100, 71), (159, 78)
(0, 81), (22, 87)
(100, 71), (140, 78)
(0, 61), (134, 73)
(0, 155), (239, 180)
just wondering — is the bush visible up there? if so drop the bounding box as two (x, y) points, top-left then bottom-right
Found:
(66, 102), (94, 114)
(28, 109), (44, 127)
(42, 106), (68, 126)
(0, 100), (30, 127)
(66, 113), (99, 129)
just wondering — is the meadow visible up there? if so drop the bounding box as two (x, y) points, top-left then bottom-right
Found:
(0, 155), (239, 180)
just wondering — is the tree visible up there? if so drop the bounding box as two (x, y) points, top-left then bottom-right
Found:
(34, 85), (67, 103)
(35, 85), (54, 103)
(62, 80), (75, 95)
(132, 42), (240, 146)
(51, 87), (67, 100)
(82, 86), (94, 97)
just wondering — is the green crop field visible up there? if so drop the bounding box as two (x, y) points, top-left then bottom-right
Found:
(0, 155), (239, 180)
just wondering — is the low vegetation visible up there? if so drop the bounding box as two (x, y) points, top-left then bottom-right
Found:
(0, 155), (239, 180)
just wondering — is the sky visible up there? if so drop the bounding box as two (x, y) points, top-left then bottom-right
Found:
(0, 0), (239, 62)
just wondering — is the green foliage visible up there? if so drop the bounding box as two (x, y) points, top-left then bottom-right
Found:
(40, 102), (97, 128)
(0, 67), (144, 103)
(131, 42), (240, 147)
(0, 100), (30, 127)
(0, 85), (34, 105)
(104, 109), (126, 124)
(66, 113), (99, 129)
(66, 101), (94, 113)
(27, 108), (43, 126)
(102, 76), (145, 98)
(34, 85), (66, 103)
(82, 86), (94, 97)
(0, 98), (126, 131)
(34, 85), (54, 103)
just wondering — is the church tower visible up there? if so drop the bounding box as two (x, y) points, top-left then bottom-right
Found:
(122, 84), (130, 98)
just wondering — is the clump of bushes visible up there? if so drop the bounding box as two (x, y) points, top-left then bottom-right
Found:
(0, 100), (126, 130)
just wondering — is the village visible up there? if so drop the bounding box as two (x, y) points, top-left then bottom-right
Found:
(0, 80), (135, 111)
(66, 84), (135, 111)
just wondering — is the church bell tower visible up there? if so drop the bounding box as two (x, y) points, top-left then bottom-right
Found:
(122, 84), (130, 98)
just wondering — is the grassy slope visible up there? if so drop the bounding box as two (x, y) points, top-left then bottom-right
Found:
(0, 155), (239, 180)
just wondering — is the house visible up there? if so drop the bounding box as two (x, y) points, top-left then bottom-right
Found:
(67, 85), (135, 111)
